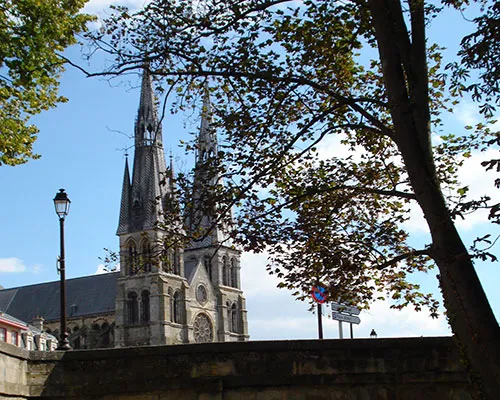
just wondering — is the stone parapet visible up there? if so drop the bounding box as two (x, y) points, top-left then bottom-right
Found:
(1, 337), (477, 399)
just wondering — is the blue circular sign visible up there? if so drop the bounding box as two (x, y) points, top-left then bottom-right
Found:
(311, 286), (329, 303)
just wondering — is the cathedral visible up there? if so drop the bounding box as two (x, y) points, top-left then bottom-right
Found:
(0, 70), (249, 348)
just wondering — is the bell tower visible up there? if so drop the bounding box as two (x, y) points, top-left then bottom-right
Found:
(114, 68), (187, 346)
(184, 89), (249, 342)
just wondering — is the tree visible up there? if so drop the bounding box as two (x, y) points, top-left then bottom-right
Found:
(0, 0), (91, 166)
(88, 0), (499, 397)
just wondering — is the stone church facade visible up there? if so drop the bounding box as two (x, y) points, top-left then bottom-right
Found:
(0, 70), (248, 348)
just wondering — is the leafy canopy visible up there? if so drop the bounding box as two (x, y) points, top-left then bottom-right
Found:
(88, 0), (499, 314)
(0, 0), (92, 166)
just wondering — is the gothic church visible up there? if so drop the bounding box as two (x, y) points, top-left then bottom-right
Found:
(0, 70), (249, 348)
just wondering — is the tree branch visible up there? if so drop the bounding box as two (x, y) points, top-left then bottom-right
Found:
(375, 248), (431, 270)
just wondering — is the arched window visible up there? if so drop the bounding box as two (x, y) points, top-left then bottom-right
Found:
(204, 256), (212, 281)
(173, 291), (182, 324)
(222, 256), (229, 286)
(231, 303), (238, 333)
(127, 240), (137, 275)
(141, 239), (152, 273)
(227, 301), (232, 332)
(230, 258), (237, 288)
(101, 322), (110, 347)
(141, 290), (150, 322)
(173, 248), (180, 275)
(126, 292), (138, 324)
(168, 288), (174, 322)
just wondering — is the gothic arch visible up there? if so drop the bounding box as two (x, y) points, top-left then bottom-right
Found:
(173, 290), (183, 324)
(203, 255), (212, 281)
(140, 237), (152, 273)
(126, 239), (138, 275)
(192, 312), (213, 343)
(231, 303), (238, 333)
(168, 287), (174, 322)
(141, 290), (150, 322)
(126, 291), (139, 324)
(222, 256), (229, 286)
(230, 257), (238, 288)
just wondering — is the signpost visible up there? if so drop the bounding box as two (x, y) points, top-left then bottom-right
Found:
(311, 285), (329, 339)
(331, 312), (361, 325)
(330, 302), (361, 339)
(331, 303), (360, 315)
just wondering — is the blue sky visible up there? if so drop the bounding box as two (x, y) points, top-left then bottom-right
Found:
(0, 0), (498, 340)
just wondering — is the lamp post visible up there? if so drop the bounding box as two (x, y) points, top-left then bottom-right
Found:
(53, 189), (72, 351)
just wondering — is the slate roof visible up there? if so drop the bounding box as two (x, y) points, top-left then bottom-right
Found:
(0, 272), (118, 323)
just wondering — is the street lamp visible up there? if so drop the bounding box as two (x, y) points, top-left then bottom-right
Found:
(53, 189), (71, 350)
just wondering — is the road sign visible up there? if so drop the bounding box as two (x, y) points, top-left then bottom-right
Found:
(332, 312), (361, 325)
(330, 302), (360, 315)
(311, 286), (329, 304)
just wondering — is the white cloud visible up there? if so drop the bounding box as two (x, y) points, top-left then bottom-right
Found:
(0, 258), (27, 273)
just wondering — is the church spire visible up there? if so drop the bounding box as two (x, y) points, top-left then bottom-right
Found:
(135, 66), (162, 147)
(197, 86), (217, 164)
(117, 155), (131, 234)
(117, 67), (171, 235)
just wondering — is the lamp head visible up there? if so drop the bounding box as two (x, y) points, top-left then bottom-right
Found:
(53, 189), (71, 219)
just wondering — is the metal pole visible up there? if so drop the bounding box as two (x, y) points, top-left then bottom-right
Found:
(57, 217), (71, 350)
(350, 323), (354, 339)
(339, 321), (343, 339)
(317, 303), (323, 339)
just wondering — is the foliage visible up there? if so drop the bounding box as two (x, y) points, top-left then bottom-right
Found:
(88, 1), (500, 395)
(89, 0), (496, 311)
(0, 0), (92, 166)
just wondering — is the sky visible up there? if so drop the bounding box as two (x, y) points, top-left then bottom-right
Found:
(0, 0), (498, 341)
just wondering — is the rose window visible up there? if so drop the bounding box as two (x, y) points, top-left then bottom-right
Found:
(193, 313), (213, 343)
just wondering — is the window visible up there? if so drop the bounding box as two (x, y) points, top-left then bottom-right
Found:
(173, 248), (181, 275)
(203, 256), (212, 281)
(222, 256), (229, 286)
(231, 303), (238, 333)
(11, 331), (18, 346)
(141, 239), (152, 273)
(193, 313), (213, 343)
(173, 291), (182, 324)
(126, 292), (139, 324)
(141, 291), (150, 322)
(127, 240), (138, 275)
(230, 258), (238, 288)
(168, 288), (174, 322)
(0, 328), (5, 342)
(101, 322), (110, 347)
(226, 302), (232, 331)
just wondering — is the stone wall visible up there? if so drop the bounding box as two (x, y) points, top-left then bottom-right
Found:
(1, 336), (477, 399)
(0, 340), (29, 399)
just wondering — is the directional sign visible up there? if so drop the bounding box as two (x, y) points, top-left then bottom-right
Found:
(332, 312), (361, 325)
(311, 286), (329, 304)
(330, 302), (360, 316)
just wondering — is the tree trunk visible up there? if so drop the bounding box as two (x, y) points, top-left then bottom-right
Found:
(368, 0), (500, 398)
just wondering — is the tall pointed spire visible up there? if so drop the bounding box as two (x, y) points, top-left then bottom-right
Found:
(197, 85), (217, 164)
(135, 66), (162, 147)
(117, 155), (131, 234)
(117, 67), (172, 234)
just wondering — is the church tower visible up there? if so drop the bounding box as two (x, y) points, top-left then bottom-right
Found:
(184, 90), (249, 342)
(115, 72), (248, 346)
(114, 68), (187, 346)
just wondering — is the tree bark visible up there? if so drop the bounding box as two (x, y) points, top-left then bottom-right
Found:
(368, 0), (500, 398)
